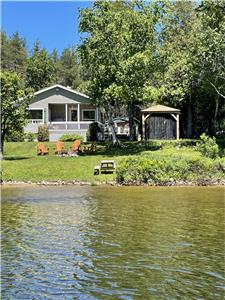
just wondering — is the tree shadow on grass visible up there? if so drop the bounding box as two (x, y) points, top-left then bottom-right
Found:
(80, 143), (161, 157)
(4, 156), (32, 161)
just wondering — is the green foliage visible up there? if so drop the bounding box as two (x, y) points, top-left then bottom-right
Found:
(25, 132), (36, 142)
(37, 125), (49, 142)
(26, 42), (56, 91)
(1, 71), (33, 153)
(1, 31), (27, 78)
(52, 47), (83, 89)
(5, 130), (25, 142)
(196, 133), (219, 158)
(116, 155), (224, 185)
(79, 0), (159, 138)
(88, 122), (103, 141)
(59, 134), (84, 142)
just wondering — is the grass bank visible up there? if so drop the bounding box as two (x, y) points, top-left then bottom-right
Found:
(2, 140), (225, 185)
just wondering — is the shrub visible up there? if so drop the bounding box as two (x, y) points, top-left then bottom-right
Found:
(38, 125), (49, 142)
(116, 156), (225, 185)
(25, 132), (36, 142)
(59, 134), (84, 142)
(5, 130), (25, 142)
(88, 122), (105, 141)
(196, 133), (219, 158)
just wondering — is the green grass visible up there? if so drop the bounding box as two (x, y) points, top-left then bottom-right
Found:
(1, 140), (223, 183)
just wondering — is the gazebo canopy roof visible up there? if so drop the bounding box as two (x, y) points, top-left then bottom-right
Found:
(141, 105), (181, 114)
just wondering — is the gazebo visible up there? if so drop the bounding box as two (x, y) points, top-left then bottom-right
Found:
(141, 105), (181, 140)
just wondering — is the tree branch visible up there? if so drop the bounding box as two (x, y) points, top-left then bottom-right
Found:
(207, 79), (225, 100)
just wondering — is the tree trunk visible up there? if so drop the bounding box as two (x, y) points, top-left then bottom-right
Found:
(106, 111), (120, 145)
(1, 131), (5, 159)
(108, 121), (120, 145)
(128, 102), (137, 141)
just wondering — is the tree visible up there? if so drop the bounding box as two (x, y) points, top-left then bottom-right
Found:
(1, 71), (33, 154)
(196, 0), (225, 135)
(1, 31), (28, 78)
(79, 0), (159, 140)
(26, 42), (56, 91)
(149, 0), (225, 137)
(54, 47), (83, 89)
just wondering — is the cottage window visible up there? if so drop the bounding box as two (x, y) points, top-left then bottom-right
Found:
(82, 110), (95, 121)
(28, 109), (43, 120)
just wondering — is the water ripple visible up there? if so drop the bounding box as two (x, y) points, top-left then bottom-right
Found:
(2, 186), (225, 299)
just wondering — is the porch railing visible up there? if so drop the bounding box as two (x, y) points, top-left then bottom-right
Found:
(48, 122), (92, 131)
(29, 119), (43, 124)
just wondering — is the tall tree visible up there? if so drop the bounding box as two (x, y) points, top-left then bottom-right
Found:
(0, 71), (33, 154)
(55, 47), (83, 89)
(79, 0), (159, 140)
(1, 31), (28, 78)
(196, 0), (225, 135)
(26, 42), (56, 91)
(150, 0), (225, 136)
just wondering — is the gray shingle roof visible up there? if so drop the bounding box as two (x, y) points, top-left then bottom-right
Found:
(141, 105), (180, 113)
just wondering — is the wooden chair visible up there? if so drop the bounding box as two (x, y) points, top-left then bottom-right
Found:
(70, 140), (81, 153)
(37, 143), (49, 155)
(55, 141), (66, 155)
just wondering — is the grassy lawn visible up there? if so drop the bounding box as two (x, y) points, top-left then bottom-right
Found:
(1, 140), (223, 183)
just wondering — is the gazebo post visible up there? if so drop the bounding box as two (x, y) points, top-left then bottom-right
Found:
(176, 113), (180, 140)
(142, 114), (145, 140)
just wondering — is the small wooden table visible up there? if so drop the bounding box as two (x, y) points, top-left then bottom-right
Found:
(94, 160), (116, 175)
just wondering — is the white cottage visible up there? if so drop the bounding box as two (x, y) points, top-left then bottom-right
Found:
(24, 84), (100, 141)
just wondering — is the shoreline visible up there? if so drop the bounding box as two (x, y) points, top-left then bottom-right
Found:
(2, 179), (225, 187)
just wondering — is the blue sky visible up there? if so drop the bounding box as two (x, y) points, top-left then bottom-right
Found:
(1, 1), (93, 54)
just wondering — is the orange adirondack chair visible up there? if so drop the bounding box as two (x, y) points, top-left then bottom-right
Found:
(55, 141), (66, 155)
(37, 143), (49, 155)
(70, 140), (81, 153)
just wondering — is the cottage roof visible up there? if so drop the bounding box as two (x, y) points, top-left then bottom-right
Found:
(34, 84), (90, 99)
(141, 105), (180, 114)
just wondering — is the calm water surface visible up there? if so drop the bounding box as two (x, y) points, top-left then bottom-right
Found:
(1, 186), (225, 299)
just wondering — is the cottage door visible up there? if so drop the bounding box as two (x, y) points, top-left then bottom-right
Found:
(70, 109), (77, 121)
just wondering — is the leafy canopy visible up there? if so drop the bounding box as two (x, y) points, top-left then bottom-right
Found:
(1, 71), (33, 153)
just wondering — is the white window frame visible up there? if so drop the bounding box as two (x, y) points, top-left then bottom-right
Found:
(82, 109), (96, 122)
(28, 108), (44, 124)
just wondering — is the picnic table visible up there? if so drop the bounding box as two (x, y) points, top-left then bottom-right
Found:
(94, 160), (116, 175)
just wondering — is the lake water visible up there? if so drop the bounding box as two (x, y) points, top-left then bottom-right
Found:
(1, 186), (225, 299)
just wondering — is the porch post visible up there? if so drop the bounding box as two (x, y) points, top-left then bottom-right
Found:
(65, 104), (68, 122)
(77, 103), (80, 129)
(77, 103), (80, 122)
(176, 113), (180, 140)
(65, 104), (68, 130)
(142, 114), (145, 140)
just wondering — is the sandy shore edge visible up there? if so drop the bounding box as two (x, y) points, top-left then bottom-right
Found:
(1, 179), (225, 187)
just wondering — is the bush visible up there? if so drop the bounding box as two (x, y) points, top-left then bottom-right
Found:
(59, 134), (83, 142)
(25, 132), (36, 142)
(88, 122), (105, 141)
(196, 133), (219, 158)
(5, 130), (25, 142)
(38, 125), (49, 142)
(116, 156), (224, 185)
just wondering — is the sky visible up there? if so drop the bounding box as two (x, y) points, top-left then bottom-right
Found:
(1, 1), (93, 54)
